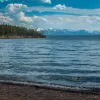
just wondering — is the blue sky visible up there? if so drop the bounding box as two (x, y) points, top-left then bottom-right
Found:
(0, 0), (100, 31)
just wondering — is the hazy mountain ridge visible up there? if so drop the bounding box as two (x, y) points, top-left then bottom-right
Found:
(40, 29), (100, 35)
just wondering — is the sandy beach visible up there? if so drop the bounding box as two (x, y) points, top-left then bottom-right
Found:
(0, 83), (100, 100)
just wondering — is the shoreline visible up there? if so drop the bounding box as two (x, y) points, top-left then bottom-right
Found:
(0, 36), (46, 39)
(0, 81), (100, 100)
(0, 80), (100, 94)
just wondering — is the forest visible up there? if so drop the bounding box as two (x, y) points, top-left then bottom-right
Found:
(0, 24), (46, 38)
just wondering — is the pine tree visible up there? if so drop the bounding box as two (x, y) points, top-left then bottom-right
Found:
(0, 24), (46, 38)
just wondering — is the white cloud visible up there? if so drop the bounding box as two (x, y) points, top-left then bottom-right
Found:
(58, 17), (63, 20)
(0, 14), (13, 23)
(33, 15), (39, 19)
(6, 3), (27, 12)
(18, 12), (33, 23)
(42, 0), (51, 4)
(53, 4), (67, 10)
(40, 17), (48, 22)
(33, 15), (48, 22)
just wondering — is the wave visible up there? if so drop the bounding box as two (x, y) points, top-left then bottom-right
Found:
(0, 80), (100, 94)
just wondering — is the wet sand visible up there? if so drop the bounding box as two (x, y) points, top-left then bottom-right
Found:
(0, 83), (100, 100)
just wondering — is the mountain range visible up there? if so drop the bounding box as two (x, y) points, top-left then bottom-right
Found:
(38, 28), (100, 36)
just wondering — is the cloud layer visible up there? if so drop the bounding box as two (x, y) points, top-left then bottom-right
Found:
(1, 3), (100, 31)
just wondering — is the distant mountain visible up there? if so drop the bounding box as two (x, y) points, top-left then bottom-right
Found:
(40, 29), (100, 36)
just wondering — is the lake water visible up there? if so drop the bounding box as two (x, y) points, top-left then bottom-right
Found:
(0, 36), (100, 90)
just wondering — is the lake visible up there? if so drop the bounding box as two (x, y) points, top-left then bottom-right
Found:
(0, 36), (100, 90)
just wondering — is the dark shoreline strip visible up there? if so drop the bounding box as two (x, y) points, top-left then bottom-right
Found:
(0, 80), (100, 95)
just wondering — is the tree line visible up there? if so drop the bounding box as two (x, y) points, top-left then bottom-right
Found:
(0, 24), (46, 38)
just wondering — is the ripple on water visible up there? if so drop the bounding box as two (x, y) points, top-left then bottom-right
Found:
(0, 38), (100, 88)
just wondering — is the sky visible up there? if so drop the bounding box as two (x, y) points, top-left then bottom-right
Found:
(0, 0), (100, 31)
